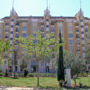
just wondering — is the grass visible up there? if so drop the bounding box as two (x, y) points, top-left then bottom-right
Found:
(0, 76), (89, 89)
(72, 77), (90, 87)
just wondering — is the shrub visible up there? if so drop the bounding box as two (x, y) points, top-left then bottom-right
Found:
(79, 73), (88, 77)
(28, 73), (56, 77)
(0, 73), (3, 76)
(5, 70), (8, 77)
(23, 69), (28, 77)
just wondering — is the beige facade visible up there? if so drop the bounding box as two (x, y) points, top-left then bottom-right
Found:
(0, 7), (90, 72)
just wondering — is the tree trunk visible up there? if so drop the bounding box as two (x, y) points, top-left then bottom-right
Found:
(59, 81), (63, 87)
(74, 79), (76, 87)
(36, 58), (39, 87)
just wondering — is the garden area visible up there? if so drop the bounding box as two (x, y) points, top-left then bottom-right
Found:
(0, 75), (89, 89)
(0, 31), (89, 90)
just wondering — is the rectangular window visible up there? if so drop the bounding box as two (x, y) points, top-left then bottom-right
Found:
(41, 33), (44, 38)
(68, 40), (73, 44)
(5, 23), (9, 25)
(33, 40), (37, 44)
(22, 33), (27, 38)
(76, 34), (80, 38)
(5, 34), (8, 38)
(16, 27), (19, 32)
(76, 30), (79, 32)
(46, 25), (49, 28)
(16, 23), (19, 26)
(16, 34), (19, 38)
(46, 27), (49, 32)
(10, 32), (13, 34)
(51, 25), (54, 32)
(76, 23), (79, 26)
(81, 38), (84, 40)
(81, 32), (84, 34)
(5, 28), (8, 32)
(0, 34), (1, 38)
(11, 25), (13, 28)
(10, 38), (13, 40)
(33, 33), (36, 38)
(80, 19), (83, 22)
(81, 25), (83, 28)
(68, 34), (73, 38)
(11, 19), (14, 22)
(46, 19), (48, 21)
(22, 27), (27, 32)
(85, 28), (88, 32)
(41, 26), (44, 32)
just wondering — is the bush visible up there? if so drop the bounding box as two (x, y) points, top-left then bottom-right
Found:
(79, 73), (88, 77)
(5, 70), (8, 77)
(0, 73), (3, 76)
(23, 69), (28, 77)
(28, 73), (56, 77)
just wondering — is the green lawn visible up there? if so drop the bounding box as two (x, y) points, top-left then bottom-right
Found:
(0, 77), (89, 89)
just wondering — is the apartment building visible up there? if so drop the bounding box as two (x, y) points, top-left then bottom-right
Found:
(0, 7), (90, 73)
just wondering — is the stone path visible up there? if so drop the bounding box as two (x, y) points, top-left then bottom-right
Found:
(0, 86), (54, 90)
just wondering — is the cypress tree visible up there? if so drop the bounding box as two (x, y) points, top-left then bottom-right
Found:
(57, 31), (65, 86)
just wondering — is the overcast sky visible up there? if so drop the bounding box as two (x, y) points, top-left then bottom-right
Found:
(0, 0), (89, 19)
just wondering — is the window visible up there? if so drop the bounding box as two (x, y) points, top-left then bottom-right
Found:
(81, 38), (84, 40)
(5, 23), (9, 25)
(5, 28), (8, 32)
(46, 26), (49, 32)
(22, 33), (27, 38)
(68, 34), (73, 38)
(10, 38), (13, 40)
(80, 19), (83, 22)
(46, 19), (48, 22)
(15, 40), (18, 44)
(76, 30), (79, 32)
(76, 24), (79, 26)
(16, 23), (19, 25)
(16, 27), (19, 32)
(16, 34), (19, 38)
(11, 19), (14, 22)
(0, 34), (1, 38)
(11, 25), (13, 28)
(85, 28), (88, 32)
(81, 25), (83, 28)
(33, 34), (36, 38)
(51, 25), (54, 32)
(41, 27), (44, 32)
(76, 39), (80, 44)
(22, 27), (27, 31)
(10, 32), (13, 34)
(46, 25), (49, 28)
(5, 34), (8, 38)
(51, 36), (54, 38)
(81, 32), (84, 34)
(33, 40), (37, 44)
(76, 34), (80, 38)
(41, 33), (44, 38)
(68, 40), (73, 44)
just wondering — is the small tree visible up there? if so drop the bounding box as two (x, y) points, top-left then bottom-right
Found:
(0, 40), (10, 72)
(85, 29), (90, 73)
(17, 31), (59, 86)
(57, 32), (65, 87)
(64, 51), (85, 86)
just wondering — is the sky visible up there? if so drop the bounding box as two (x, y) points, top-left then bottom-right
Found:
(0, 0), (90, 19)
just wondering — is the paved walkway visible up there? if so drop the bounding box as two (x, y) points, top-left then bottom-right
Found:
(0, 86), (54, 90)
